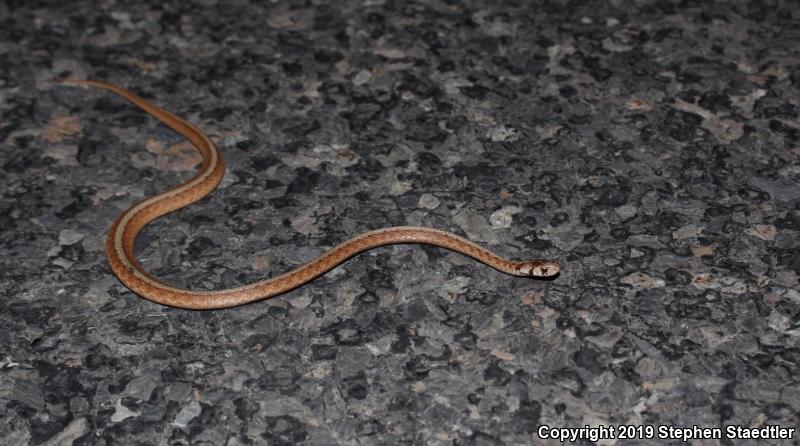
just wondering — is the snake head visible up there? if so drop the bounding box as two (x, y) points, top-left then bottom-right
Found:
(516, 260), (560, 278)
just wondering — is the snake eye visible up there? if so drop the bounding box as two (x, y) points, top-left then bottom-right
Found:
(540, 267), (549, 276)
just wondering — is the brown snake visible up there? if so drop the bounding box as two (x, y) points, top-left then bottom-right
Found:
(62, 80), (560, 309)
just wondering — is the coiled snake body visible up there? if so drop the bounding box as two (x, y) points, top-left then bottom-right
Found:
(63, 80), (559, 309)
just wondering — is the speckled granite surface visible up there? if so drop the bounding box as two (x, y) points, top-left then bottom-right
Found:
(1, 1), (799, 445)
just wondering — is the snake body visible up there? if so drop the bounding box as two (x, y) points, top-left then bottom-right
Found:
(64, 80), (559, 309)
